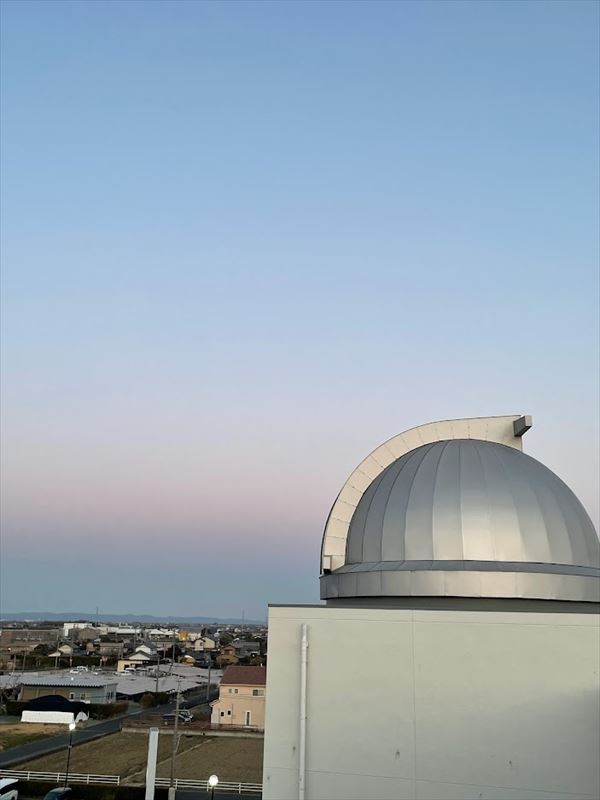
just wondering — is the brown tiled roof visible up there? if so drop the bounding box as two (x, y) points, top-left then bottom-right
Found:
(220, 665), (266, 687)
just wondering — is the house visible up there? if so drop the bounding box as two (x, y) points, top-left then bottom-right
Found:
(70, 626), (100, 642)
(210, 665), (266, 730)
(215, 644), (239, 667)
(117, 653), (155, 670)
(233, 639), (262, 659)
(134, 644), (156, 656)
(105, 626), (141, 639)
(87, 641), (123, 657)
(147, 628), (177, 640)
(117, 644), (158, 671)
(19, 675), (118, 704)
(63, 622), (95, 637)
(193, 636), (216, 652)
(179, 653), (212, 667)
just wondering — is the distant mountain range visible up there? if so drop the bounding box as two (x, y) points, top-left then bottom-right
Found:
(0, 611), (264, 625)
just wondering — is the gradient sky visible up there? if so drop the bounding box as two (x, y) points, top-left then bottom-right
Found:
(1, 0), (598, 620)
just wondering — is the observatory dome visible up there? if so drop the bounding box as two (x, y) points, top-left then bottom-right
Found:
(320, 421), (599, 604)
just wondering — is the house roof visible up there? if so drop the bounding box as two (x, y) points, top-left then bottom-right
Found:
(221, 666), (266, 687)
(135, 644), (156, 653)
(128, 651), (155, 661)
(21, 676), (117, 688)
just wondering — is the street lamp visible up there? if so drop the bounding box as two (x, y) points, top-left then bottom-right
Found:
(64, 722), (76, 787)
(208, 773), (219, 799)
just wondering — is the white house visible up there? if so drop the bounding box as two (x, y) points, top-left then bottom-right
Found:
(193, 636), (216, 652)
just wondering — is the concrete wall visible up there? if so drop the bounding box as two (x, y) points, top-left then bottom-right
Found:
(263, 604), (600, 800)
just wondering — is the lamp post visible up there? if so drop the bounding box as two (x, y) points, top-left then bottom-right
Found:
(64, 722), (76, 787)
(208, 774), (219, 800)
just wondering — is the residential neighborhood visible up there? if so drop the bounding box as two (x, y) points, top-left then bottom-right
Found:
(0, 616), (267, 798)
(0, 619), (267, 676)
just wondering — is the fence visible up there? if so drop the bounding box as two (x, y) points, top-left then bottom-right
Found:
(155, 778), (262, 794)
(0, 769), (120, 785)
(0, 770), (262, 794)
(0, 769), (262, 794)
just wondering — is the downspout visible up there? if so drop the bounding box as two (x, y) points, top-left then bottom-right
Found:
(299, 623), (308, 800)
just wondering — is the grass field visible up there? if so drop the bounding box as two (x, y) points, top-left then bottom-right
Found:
(147, 736), (263, 784)
(0, 723), (64, 751)
(15, 730), (264, 784)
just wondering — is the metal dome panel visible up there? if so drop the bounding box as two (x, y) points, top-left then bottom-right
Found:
(321, 439), (599, 603)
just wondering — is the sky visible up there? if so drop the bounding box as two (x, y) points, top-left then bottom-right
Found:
(1, 0), (598, 620)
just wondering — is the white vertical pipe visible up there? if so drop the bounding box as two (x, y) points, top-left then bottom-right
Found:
(145, 727), (159, 800)
(299, 623), (309, 800)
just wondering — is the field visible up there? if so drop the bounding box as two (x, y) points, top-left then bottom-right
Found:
(151, 736), (262, 783)
(15, 730), (264, 784)
(0, 723), (64, 750)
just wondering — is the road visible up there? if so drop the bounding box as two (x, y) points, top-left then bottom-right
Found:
(0, 716), (127, 767)
(0, 689), (218, 767)
(0, 695), (206, 767)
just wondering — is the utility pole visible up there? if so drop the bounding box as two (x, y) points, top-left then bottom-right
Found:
(206, 655), (212, 706)
(168, 678), (181, 800)
(155, 661), (161, 696)
(169, 629), (176, 675)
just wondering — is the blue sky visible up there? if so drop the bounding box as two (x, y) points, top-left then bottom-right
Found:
(1, 0), (598, 619)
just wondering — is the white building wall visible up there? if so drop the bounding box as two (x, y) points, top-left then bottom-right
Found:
(263, 605), (600, 800)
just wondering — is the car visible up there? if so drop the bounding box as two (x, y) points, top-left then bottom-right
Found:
(42, 789), (74, 800)
(0, 777), (19, 800)
(162, 710), (193, 725)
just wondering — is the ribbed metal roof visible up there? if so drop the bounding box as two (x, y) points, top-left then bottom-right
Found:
(21, 676), (116, 688)
(321, 439), (599, 603)
(345, 439), (599, 568)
